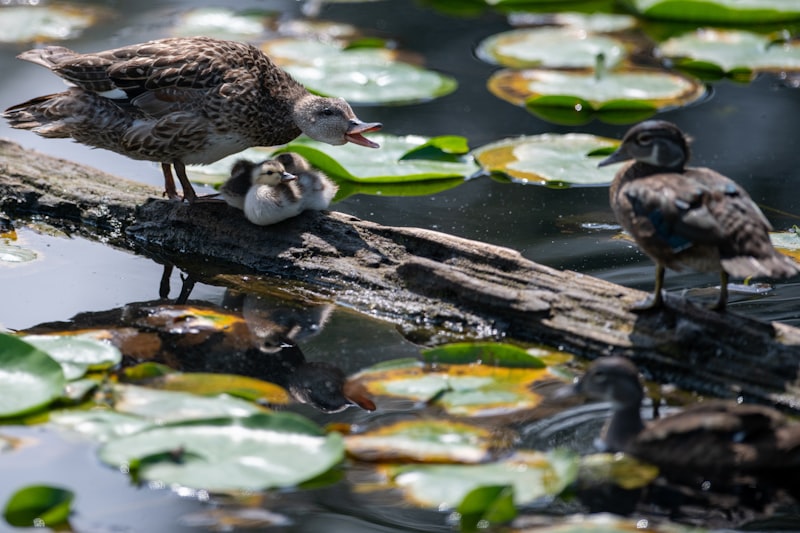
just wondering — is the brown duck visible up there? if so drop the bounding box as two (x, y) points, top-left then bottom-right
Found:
(574, 356), (800, 479)
(3, 36), (382, 203)
(599, 120), (798, 311)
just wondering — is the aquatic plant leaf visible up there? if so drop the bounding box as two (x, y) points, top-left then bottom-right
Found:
(3, 485), (74, 528)
(624, 0), (800, 23)
(121, 362), (175, 381)
(457, 485), (517, 533)
(136, 306), (246, 335)
(422, 342), (545, 368)
(112, 384), (265, 423)
(770, 230), (800, 261)
(351, 361), (555, 417)
(0, 240), (37, 264)
(99, 413), (344, 492)
(171, 7), (273, 40)
(508, 12), (638, 32)
(0, 334), (65, 418)
(21, 334), (121, 381)
(389, 449), (578, 508)
(579, 453), (660, 490)
(263, 38), (457, 105)
(477, 27), (627, 69)
(345, 419), (494, 463)
(140, 373), (291, 406)
(335, 176), (465, 200)
(0, 4), (108, 43)
(659, 29), (800, 75)
(488, 67), (705, 124)
(399, 135), (472, 162)
(472, 134), (619, 186)
(50, 410), (153, 443)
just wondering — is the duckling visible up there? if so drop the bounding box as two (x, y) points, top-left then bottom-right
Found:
(275, 152), (339, 211)
(3, 36), (382, 203)
(219, 159), (296, 211)
(599, 120), (799, 311)
(242, 160), (304, 226)
(574, 357), (800, 478)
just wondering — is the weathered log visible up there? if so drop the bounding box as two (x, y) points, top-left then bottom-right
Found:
(1, 139), (799, 409)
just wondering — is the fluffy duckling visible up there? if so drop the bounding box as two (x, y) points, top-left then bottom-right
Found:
(219, 159), (296, 211)
(599, 120), (799, 311)
(242, 160), (304, 226)
(575, 357), (800, 478)
(275, 152), (338, 211)
(3, 36), (381, 203)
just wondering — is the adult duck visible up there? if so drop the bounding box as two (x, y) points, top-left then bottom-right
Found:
(599, 120), (798, 311)
(275, 152), (338, 211)
(3, 36), (382, 203)
(574, 357), (800, 479)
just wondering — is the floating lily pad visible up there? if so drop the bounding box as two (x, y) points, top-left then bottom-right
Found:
(350, 359), (555, 417)
(345, 419), (495, 463)
(488, 67), (705, 125)
(262, 38), (457, 105)
(477, 27), (627, 69)
(112, 384), (265, 423)
(578, 453), (660, 490)
(141, 373), (291, 406)
(21, 334), (121, 381)
(50, 410), (153, 443)
(387, 449), (577, 508)
(99, 413), (345, 492)
(171, 7), (273, 40)
(659, 29), (800, 78)
(770, 229), (800, 261)
(472, 134), (619, 186)
(0, 238), (37, 264)
(623, 0), (800, 23)
(3, 485), (74, 528)
(508, 12), (638, 33)
(0, 4), (109, 43)
(421, 342), (546, 368)
(0, 334), (65, 418)
(457, 485), (517, 532)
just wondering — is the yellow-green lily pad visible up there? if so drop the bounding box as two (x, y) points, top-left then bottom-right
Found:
(350, 359), (554, 417)
(472, 134), (619, 187)
(770, 229), (800, 261)
(422, 342), (546, 367)
(139, 372), (291, 406)
(50, 410), (153, 443)
(578, 453), (660, 490)
(99, 413), (344, 492)
(345, 419), (495, 463)
(623, 0), (800, 24)
(489, 67), (705, 125)
(3, 485), (74, 529)
(477, 27), (627, 69)
(0, 4), (110, 43)
(385, 449), (578, 509)
(0, 334), (66, 418)
(0, 239), (37, 264)
(659, 29), (800, 76)
(262, 38), (457, 105)
(21, 334), (122, 381)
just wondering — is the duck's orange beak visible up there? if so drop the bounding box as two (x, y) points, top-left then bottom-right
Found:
(345, 120), (382, 148)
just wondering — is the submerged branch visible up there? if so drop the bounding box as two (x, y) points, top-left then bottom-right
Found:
(2, 139), (799, 409)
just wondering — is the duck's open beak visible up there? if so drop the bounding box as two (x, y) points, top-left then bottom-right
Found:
(345, 120), (382, 148)
(281, 172), (297, 182)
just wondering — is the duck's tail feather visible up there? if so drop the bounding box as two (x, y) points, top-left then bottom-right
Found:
(17, 46), (78, 70)
(722, 252), (800, 280)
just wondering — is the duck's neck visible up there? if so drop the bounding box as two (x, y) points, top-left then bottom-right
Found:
(601, 402), (646, 452)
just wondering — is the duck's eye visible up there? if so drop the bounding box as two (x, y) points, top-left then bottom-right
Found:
(637, 133), (654, 145)
(321, 108), (335, 117)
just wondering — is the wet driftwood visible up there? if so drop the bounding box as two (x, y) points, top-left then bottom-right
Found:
(2, 139), (799, 409)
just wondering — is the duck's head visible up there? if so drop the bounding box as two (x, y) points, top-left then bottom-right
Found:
(294, 95), (382, 149)
(251, 159), (296, 186)
(598, 120), (690, 172)
(574, 357), (644, 411)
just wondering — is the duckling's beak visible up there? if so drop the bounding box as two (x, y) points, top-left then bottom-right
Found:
(345, 119), (382, 148)
(597, 145), (631, 167)
(281, 172), (297, 182)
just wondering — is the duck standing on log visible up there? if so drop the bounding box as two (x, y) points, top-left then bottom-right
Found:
(599, 120), (799, 311)
(3, 36), (382, 203)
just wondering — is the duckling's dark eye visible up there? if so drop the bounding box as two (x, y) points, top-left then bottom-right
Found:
(321, 108), (335, 117)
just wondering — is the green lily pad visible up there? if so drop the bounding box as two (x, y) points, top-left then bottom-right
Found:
(508, 12), (638, 33)
(477, 27), (627, 69)
(50, 410), (153, 443)
(351, 360), (555, 417)
(112, 384), (265, 423)
(457, 485), (517, 533)
(345, 419), (495, 463)
(21, 334), (121, 381)
(140, 372), (291, 406)
(659, 29), (800, 75)
(388, 449), (578, 508)
(171, 7), (273, 40)
(0, 4), (109, 43)
(3, 485), (74, 528)
(421, 342), (546, 368)
(623, 0), (800, 23)
(770, 230), (800, 261)
(262, 38), (457, 105)
(99, 413), (345, 492)
(0, 334), (66, 418)
(472, 133), (620, 186)
(579, 453), (660, 490)
(0, 239), (37, 264)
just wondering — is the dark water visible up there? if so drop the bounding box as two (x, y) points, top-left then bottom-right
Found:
(1, 0), (800, 531)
